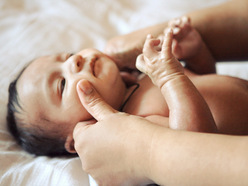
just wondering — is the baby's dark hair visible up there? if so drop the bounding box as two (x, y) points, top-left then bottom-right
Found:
(7, 66), (74, 157)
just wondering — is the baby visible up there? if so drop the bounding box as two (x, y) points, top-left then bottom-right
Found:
(7, 16), (248, 157)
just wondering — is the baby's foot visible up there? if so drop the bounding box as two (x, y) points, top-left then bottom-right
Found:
(168, 16), (203, 60)
(136, 29), (184, 88)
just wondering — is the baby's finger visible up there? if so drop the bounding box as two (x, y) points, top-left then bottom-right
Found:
(143, 34), (160, 59)
(77, 80), (118, 121)
(161, 28), (173, 59)
(155, 34), (164, 51)
(136, 54), (146, 73)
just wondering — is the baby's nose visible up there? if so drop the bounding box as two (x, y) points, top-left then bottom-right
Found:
(70, 55), (84, 73)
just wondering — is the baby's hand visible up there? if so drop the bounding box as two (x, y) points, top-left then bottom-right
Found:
(136, 29), (184, 88)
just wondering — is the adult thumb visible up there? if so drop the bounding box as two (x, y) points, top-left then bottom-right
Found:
(77, 80), (118, 121)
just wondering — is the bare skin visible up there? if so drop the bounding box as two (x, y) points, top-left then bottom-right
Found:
(74, 27), (218, 185)
(168, 16), (216, 74)
(74, 18), (248, 185)
(16, 16), (248, 158)
(74, 31), (248, 185)
(135, 30), (216, 132)
(73, 0), (248, 185)
(74, 103), (248, 185)
(188, 0), (248, 61)
(123, 17), (248, 135)
(104, 0), (248, 72)
(15, 16), (248, 155)
(104, 22), (168, 70)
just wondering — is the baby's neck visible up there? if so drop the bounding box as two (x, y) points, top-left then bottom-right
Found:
(119, 83), (140, 112)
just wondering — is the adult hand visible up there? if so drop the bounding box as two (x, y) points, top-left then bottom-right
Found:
(104, 32), (143, 71)
(73, 80), (155, 185)
(104, 23), (168, 71)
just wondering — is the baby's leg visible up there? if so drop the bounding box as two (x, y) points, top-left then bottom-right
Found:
(136, 30), (217, 132)
(169, 16), (216, 74)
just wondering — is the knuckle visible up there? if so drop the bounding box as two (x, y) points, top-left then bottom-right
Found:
(87, 97), (106, 115)
(87, 96), (102, 107)
(136, 63), (141, 71)
(136, 54), (143, 63)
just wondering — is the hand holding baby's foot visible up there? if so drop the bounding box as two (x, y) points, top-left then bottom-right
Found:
(136, 29), (184, 88)
(169, 16), (203, 60)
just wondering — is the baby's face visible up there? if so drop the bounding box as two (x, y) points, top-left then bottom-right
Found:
(17, 48), (126, 140)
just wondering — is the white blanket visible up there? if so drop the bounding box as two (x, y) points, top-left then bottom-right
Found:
(0, 0), (246, 185)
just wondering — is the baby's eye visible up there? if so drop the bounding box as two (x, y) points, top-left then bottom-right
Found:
(61, 78), (66, 95)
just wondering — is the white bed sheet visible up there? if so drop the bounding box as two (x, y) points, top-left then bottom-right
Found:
(1, 0), (247, 185)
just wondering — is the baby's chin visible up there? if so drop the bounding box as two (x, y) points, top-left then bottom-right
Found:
(120, 71), (139, 87)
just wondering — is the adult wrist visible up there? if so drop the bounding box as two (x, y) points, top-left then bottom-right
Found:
(125, 118), (163, 183)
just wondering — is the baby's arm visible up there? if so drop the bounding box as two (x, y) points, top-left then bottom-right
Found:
(136, 30), (217, 132)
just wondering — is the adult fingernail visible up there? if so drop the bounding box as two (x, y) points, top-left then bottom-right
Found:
(78, 80), (93, 95)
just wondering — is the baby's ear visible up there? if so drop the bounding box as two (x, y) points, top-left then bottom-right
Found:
(65, 134), (76, 153)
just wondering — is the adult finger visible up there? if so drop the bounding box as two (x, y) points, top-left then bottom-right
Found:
(77, 79), (118, 121)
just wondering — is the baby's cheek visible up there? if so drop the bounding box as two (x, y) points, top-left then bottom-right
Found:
(75, 107), (94, 123)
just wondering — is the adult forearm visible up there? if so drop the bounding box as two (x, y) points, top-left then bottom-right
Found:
(187, 0), (248, 61)
(148, 128), (248, 185)
(104, 22), (169, 70)
(105, 0), (248, 70)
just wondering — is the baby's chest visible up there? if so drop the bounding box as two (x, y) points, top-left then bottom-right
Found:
(125, 78), (169, 117)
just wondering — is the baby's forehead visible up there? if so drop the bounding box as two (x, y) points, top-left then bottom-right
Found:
(16, 56), (58, 116)
(18, 52), (70, 91)
(21, 52), (70, 78)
